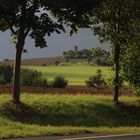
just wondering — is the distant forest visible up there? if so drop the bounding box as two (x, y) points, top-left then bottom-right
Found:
(63, 46), (112, 66)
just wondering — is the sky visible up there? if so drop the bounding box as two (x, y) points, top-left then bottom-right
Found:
(0, 29), (108, 61)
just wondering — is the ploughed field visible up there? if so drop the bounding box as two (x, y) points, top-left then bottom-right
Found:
(0, 85), (132, 95)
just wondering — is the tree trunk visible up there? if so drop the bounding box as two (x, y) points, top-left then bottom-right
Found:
(12, 40), (24, 104)
(113, 44), (120, 104)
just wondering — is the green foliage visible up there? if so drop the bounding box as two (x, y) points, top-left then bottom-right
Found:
(51, 75), (68, 88)
(54, 61), (60, 66)
(63, 47), (111, 66)
(122, 44), (140, 96)
(95, 57), (111, 66)
(86, 69), (106, 89)
(90, 47), (104, 57)
(91, 0), (139, 101)
(92, 0), (138, 46)
(133, 87), (140, 97)
(63, 50), (75, 59)
(0, 65), (13, 84)
(0, 0), (101, 48)
(0, 75), (6, 85)
(21, 69), (48, 87)
(63, 48), (92, 59)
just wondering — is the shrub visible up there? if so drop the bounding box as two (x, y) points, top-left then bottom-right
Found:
(0, 64), (13, 84)
(51, 75), (68, 88)
(96, 58), (112, 66)
(0, 75), (6, 85)
(42, 64), (47, 66)
(86, 69), (106, 89)
(54, 61), (60, 66)
(21, 69), (48, 87)
(133, 87), (140, 97)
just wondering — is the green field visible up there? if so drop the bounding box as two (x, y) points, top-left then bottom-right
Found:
(25, 63), (112, 85)
(0, 94), (140, 138)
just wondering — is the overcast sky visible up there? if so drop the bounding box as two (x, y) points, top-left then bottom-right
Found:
(0, 28), (108, 61)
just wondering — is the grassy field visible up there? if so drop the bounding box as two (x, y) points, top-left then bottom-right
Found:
(0, 94), (140, 138)
(25, 63), (112, 85)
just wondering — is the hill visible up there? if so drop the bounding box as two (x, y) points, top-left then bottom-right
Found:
(3, 56), (65, 66)
(3, 56), (92, 66)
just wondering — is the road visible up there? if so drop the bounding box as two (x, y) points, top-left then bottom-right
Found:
(2, 134), (140, 140)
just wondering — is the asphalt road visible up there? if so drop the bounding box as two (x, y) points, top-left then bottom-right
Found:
(2, 134), (140, 140)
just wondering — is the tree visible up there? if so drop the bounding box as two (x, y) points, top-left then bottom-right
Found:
(80, 49), (92, 59)
(64, 50), (75, 59)
(90, 47), (104, 58)
(0, 0), (102, 104)
(91, 0), (138, 103)
(122, 44), (140, 96)
(87, 56), (92, 64)
(121, 19), (140, 96)
(86, 69), (106, 89)
(90, 47), (111, 66)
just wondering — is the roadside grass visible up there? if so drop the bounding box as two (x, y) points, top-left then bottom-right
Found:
(25, 63), (112, 85)
(0, 94), (140, 138)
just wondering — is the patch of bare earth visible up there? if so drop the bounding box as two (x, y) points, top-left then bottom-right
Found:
(0, 85), (132, 95)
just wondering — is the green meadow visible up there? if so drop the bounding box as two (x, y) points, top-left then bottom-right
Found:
(25, 63), (113, 85)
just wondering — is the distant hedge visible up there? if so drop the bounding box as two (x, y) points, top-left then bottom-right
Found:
(21, 69), (48, 87)
(0, 65), (13, 85)
(51, 75), (68, 88)
(0, 65), (68, 88)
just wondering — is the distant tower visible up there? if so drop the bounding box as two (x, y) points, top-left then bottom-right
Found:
(74, 45), (78, 54)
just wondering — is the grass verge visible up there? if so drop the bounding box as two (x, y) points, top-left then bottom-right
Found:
(0, 94), (140, 138)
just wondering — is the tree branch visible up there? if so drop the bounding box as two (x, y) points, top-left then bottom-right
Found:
(24, 27), (30, 37)
(6, 19), (16, 35)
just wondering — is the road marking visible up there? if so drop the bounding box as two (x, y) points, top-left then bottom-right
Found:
(61, 133), (140, 140)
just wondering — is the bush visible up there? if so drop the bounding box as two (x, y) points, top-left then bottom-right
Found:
(96, 58), (112, 66)
(132, 87), (140, 97)
(21, 69), (48, 87)
(51, 75), (68, 88)
(86, 69), (106, 89)
(54, 61), (60, 66)
(0, 64), (13, 84)
(0, 75), (6, 85)
(42, 64), (47, 66)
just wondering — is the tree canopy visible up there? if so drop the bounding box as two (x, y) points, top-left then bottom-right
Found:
(0, 0), (102, 47)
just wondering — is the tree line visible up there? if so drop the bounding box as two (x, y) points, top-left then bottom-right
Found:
(63, 46), (112, 66)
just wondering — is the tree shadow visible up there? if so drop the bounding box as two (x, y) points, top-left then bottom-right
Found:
(1, 100), (140, 127)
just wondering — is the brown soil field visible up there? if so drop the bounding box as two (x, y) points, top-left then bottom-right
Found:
(0, 85), (132, 96)
(2, 56), (88, 66)
(3, 56), (65, 66)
